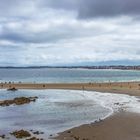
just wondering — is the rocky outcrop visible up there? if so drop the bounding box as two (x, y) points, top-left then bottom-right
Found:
(10, 130), (31, 138)
(0, 96), (38, 106)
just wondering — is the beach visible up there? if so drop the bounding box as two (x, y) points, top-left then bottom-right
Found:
(1, 81), (140, 96)
(56, 112), (140, 140)
(0, 82), (140, 140)
(1, 0), (140, 138)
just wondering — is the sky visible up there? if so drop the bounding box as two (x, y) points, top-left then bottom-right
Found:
(0, 0), (140, 66)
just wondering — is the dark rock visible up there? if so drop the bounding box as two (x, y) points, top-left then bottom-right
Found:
(26, 137), (40, 140)
(114, 102), (120, 105)
(67, 131), (71, 133)
(7, 87), (18, 91)
(0, 96), (38, 107)
(10, 130), (31, 138)
(74, 136), (80, 140)
(33, 131), (40, 135)
(0, 134), (5, 139)
(33, 131), (44, 135)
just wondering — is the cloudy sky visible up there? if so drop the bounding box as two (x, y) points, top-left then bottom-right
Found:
(0, 0), (140, 66)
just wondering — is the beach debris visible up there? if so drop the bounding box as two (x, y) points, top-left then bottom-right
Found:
(10, 130), (31, 138)
(0, 96), (38, 106)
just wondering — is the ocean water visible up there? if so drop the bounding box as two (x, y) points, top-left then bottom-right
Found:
(0, 68), (140, 83)
(0, 89), (140, 139)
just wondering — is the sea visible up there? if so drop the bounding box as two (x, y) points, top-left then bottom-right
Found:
(0, 68), (140, 83)
(0, 68), (140, 139)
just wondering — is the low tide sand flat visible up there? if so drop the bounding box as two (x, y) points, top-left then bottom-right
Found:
(0, 82), (140, 96)
(56, 112), (140, 140)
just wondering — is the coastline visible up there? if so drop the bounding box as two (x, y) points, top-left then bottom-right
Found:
(0, 82), (140, 140)
(50, 82), (140, 140)
(55, 112), (140, 140)
(1, 81), (140, 96)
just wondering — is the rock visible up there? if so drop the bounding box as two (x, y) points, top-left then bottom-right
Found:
(67, 131), (71, 133)
(0, 134), (5, 139)
(14, 97), (30, 105)
(114, 102), (120, 105)
(0, 96), (38, 107)
(10, 130), (31, 138)
(7, 87), (18, 91)
(26, 137), (40, 140)
(0, 100), (14, 106)
(33, 131), (44, 135)
(74, 136), (80, 140)
(26, 137), (44, 140)
(33, 131), (40, 135)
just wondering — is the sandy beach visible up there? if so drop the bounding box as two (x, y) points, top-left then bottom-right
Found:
(1, 81), (140, 96)
(56, 112), (140, 140)
(0, 81), (140, 140)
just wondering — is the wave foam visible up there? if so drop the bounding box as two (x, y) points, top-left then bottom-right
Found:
(79, 91), (140, 114)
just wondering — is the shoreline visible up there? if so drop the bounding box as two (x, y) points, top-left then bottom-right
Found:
(54, 89), (140, 139)
(55, 112), (140, 140)
(0, 82), (140, 140)
(48, 82), (140, 140)
(0, 81), (140, 96)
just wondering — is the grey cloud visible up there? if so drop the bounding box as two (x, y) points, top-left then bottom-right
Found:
(0, 0), (36, 17)
(0, 0), (140, 66)
(78, 0), (140, 18)
(41, 0), (140, 18)
(40, 0), (78, 10)
(0, 28), (74, 44)
(0, 19), (106, 44)
(0, 0), (140, 19)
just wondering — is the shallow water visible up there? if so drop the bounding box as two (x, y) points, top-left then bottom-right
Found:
(0, 89), (140, 139)
(0, 90), (111, 139)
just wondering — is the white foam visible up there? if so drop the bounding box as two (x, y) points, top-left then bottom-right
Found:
(79, 91), (140, 114)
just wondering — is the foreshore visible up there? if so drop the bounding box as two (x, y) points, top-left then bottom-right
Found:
(56, 112), (140, 140)
(1, 81), (140, 140)
(0, 81), (140, 96)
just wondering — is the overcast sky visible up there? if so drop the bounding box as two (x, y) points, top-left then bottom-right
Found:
(0, 0), (140, 66)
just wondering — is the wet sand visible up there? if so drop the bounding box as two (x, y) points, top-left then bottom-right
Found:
(56, 112), (140, 140)
(0, 82), (140, 140)
(0, 81), (140, 96)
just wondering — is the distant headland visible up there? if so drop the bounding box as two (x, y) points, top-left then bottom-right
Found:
(0, 65), (140, 70)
